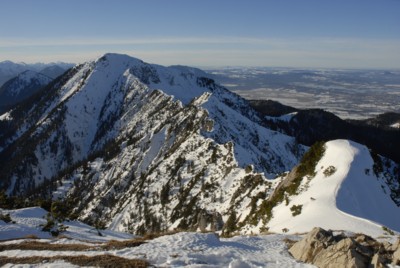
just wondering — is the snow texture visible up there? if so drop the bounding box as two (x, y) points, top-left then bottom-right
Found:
(268, 140), (400, 237)
(0, 212), (314, 268)
(0, 207), (133, 242)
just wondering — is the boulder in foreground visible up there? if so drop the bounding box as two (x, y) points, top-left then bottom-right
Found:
(289, 227), (400, 268)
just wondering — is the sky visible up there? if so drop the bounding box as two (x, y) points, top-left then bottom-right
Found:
(0, 0), (399, 68)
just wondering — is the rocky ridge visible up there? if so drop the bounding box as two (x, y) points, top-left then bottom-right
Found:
(0, 53), (304, 234)
(0, 54), (398, 236)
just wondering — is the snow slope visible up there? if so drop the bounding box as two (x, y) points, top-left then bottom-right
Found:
(0, 208), (314, 267)
(116, 232), (312, 268)
(268, 140), (400, 237)
(0, 227), (313, 267)
(2, 205), (400, 267)
(0, 207), (133, 242)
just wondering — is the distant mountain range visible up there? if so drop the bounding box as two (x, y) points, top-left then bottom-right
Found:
(0, 61), (73, 114)
(0, 60), (72, 86)
(0, 54), (398, 238)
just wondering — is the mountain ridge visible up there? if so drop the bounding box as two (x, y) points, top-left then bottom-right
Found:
(0, 53), (398, 237)
(0, 60), (73, 87)
(0, 53), (304, 235)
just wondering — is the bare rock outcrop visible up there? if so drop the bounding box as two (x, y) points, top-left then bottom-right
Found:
(392, 239), (400, 265)
(197, 210), (224, 232)
(289, 227), (398, 268)
(289, 227), (337, 263)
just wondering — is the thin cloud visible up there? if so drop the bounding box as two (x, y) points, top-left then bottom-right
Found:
(1, 37), (399, 68)
(1, 36), (399, 48)
(0, 37), (267, 47)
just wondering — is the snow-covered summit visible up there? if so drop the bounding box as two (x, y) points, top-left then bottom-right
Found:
(95, 53), (218, 105)
(268, 139), (400, 237)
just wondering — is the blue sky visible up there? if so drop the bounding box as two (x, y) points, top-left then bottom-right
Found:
(0, 0), (399, 68)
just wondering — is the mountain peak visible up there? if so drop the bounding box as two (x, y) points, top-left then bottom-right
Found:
(267, 139), (400, 236)
(1, 55), (398, 237)
(97, 53), (144, 66)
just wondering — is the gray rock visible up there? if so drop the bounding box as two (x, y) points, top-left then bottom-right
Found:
(289, 227), (396, 268)
(370, 253), (386, 268)
(289, 227), (336, 263)
(313, 238), (369, 268)
(392, 239), (400, 266)
(197, 210), (223, 232)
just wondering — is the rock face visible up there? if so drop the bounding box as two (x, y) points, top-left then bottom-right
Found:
(197, 210), (224, 232)
(393, 239), (400, 265)
(289, 227), (398, 268)
(289, 228), (340, 265)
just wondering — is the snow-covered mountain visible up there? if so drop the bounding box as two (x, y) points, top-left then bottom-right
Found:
(0, 61), (30, 86)
(0, 70), (52, 99)
(0, 53), (305, 234)
(0, 61), (72, 114)
(0, 70), (53, 114)
(0, 60), (72, 87)
(267, 140), (400, 237)
(0, 53), (398, 237)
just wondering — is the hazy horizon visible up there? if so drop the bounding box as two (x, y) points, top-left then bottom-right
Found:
(3, 53), (400, 71)
(1, 0), (399, 69)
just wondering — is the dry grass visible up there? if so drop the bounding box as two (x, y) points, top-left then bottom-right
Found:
(0, 238), (146, 252)
(0, 231), (191, 267)
(0, 255), (149, 267)
(24, 234), (39, 239)
(102, 238), (146, 250)
(141, 229), (182, 240)
(0, 241), (93, 252)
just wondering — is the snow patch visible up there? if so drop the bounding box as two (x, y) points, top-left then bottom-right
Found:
(0, 112), (12, 121)
(0, 207), (133, 242)
(390, 122), (400, 129)
(265, 112), (298, 122)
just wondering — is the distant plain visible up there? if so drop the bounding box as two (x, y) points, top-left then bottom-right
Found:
(208, 68), (400, 119)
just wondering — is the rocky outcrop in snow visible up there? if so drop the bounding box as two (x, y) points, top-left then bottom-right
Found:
(289, 227), (400, 268)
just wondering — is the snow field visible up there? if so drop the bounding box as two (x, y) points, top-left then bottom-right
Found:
(268, 140), (400, 236)
(0, 207), (317, 267)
